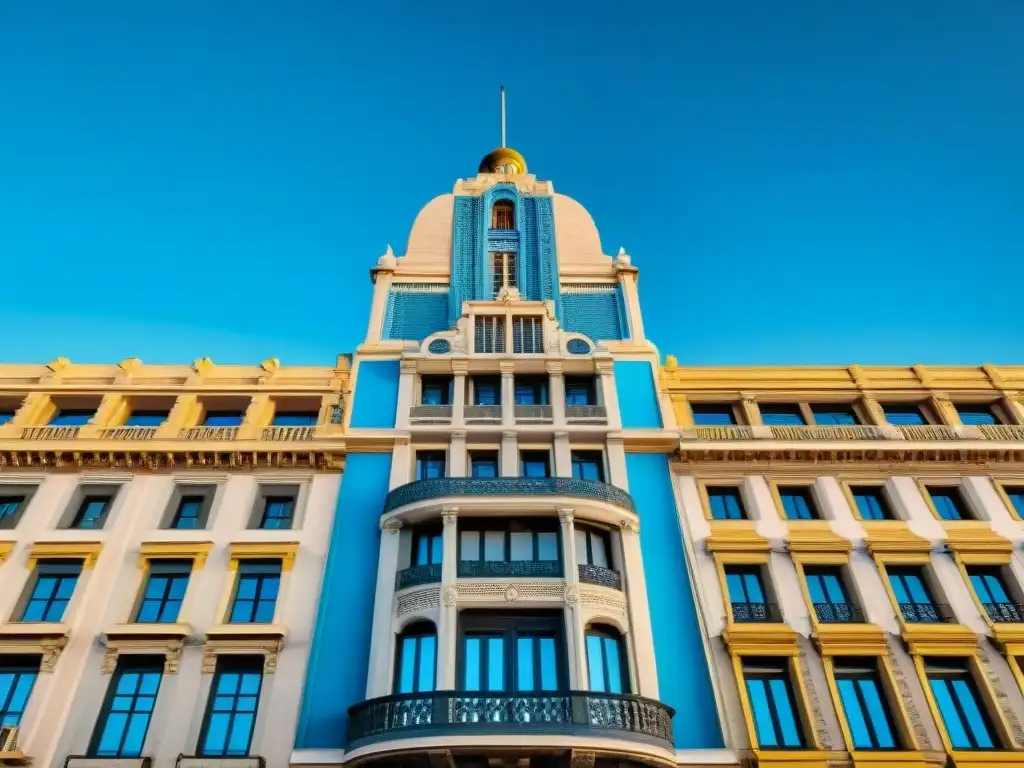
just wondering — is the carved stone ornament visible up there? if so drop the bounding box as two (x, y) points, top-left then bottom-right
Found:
(978, 645), (1024, 746)
(443, 587), (458, 606)
(383, 518), (403, 534)
(202, 638), (283, 674)
(101, 639), (183, 675)
(564, 585), (580, 604)
(570, 751), (596, 768)
(885, 637), (932, 749)
(503, 585), (520, 603)
(619, 518), (639, 534)
(797, 647), (833, 750)
(442, 507), (459, 526)
(38, 637), (67, 672)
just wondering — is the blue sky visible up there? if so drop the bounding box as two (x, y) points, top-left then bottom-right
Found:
(1, 1), (1020, 366)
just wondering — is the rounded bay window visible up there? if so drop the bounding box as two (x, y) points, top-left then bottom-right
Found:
(585, 624), (630, 694)
(394, 620), (437, 694)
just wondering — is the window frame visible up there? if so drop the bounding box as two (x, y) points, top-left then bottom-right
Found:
(825, 656), (909, 751)
(0, 656), (40, 726)
(88, 655), (164, 758)
(952, 402), (1002, 426)
(758, 403), (807, 427)
(840, 480), (898, 522)
(799, 563), (861, 625)
(738, 656), (809, 750)
(701, 482), (748, 521)
(198, 655), (264, 757)
(411, 525), (443, 567)
(201, 410), (245, 427)
(162, 482), (218, 530)
(519, 449), (551, 478)
(564, 376), (597, 406)
(570, 450), (605, 483)
(415, 450), (447, 481)
(457, 519), (561, 566)
(689, 402), (741, 426)
(919, 481), (976, 522)
(456, 610), (567, 694)
(228, 560), (282, 624)
(584, 624), (631, 694)
(0, 484), (39, 530)
(252, 486), (298, 531)
(470, 376), (501, 406)
(919, 656), (1007, 751)
(122, 409), (170, 427)
(770, 481), (822, 521)
(419, 375), (453, 406)
(809, 403), (862, 426)
(993, 480), (1024, 521)
(468, 450), (499, 478)
(880, 402), (934, 426)
(133, 559), (192, 624)
(394, 621), (438, 694)
(574, 524), (613, 569)
(18, 560), (83, 623)
(269, 410), (319, 427)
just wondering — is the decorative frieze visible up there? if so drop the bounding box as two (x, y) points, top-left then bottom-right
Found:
(396, 586), (441, 616)
(885, 637), (933, 750)
(978, 644), (1024, 747)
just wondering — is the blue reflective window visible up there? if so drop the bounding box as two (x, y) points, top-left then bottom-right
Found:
(0, 412), (14, 426)
(230, 562), (280, 623)
(834, 661), (898, 749)
(395, 623), (437, 693)
(927, 486), (971, 520)
(123, 410), (168, 427)
(90, 658), (163, 757)
(0, 495), (27, 528)
(413, 529), (443, 566)
(22, 562), (81, 621)
(955, 404), (998, 426)
(462, 634), (505, 692)
(564, 376), (596, 406)
(135, 561), (191, 623)
(200, 657), (263, 757)
(571, 451), (604, 482)
(967, 568), (1019, 621)
(1003, 486), (1024, 519)
(473, 377), (501, 406)
(416, 451), (446, 480)
(726, 567), (767, 605)
(271, 411), (318, 426)
(586, 628), (628, 694)
(0, 657), (39, 726)
(811, 405), (859, 426)
(170, 495), (204, 530)
(202, 411), (244, 427)
(707, 486), (746, 520)
(520, 451), (550, 478)
(779, 486), (819, 520)
(888, 567), (944, 622)
(691, 404), (738, 426)
(258, 495), (294, 530)
(926, 660), (996, 749)
(514, 377), (548, 405)
(421, 376), (453, 406)
(70, 494), (113, 529)
(851, 486), (893, 520)
(470, 452), (498, 478)
(759, 404), (805, 426)
(48, 409), (93, 426)
(743, 659), (804, 748)
(882, 404), (926, 425)
(804, 567), (848, 604)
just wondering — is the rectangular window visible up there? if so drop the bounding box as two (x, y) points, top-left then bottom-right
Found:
(811, 405), (859, 426)
(491, 252), (517, 296)
(742, 658), (805, 748)
(925, 659), (997, 749)
(258, 495), (295, 530)
(416, 450), (447, 480)
(472, 376), (501, 406)
(1001, 485), (1024, 518)
(512, 317), (544, 354)
(0, 491), (32, 530)
(707, 486), (746, 520)
(759, 404), (806, 426)
(882, 404), (926, 425)
(21, 561), (81, 621)
(48, 409), (93, 426)
(90, 657), (163, 758)
(778, 486), (819, 520)
(420, 376), (453, 406)
(459, 522), (559, 566)
(0, 657), (39, 726)
(0, 411), (14, 426)
(470, 451), (499, 478)
(123, 410), (168, 427)
(203, 411), (244, 427)
(571, 451), (604, 482)
(271, 411), (318, 426)
(725, 566), (773, 622)
(170, 494), (205, 529)
(691, 404), (738, 426)
(564, 376), (596, 406)
(968, 567), (1021, 623)
(926, 485), (972, 521)
(834, 660), (899, 749)
(887, 567), (943, 623)
(520, 451), (550, 478)
(70, 494), (113, 529)
(459, 613), (564, 696)
(850, 486), (894, 520)
(955, 404), (999, 426)
(575, 527), (610, 568)
(230, 562), (281, 623)
(804, 566), (856, 622)
(413, 527), (443, 566)
(199, 656), (263, 757)
(475, 316), (506, 353)
(514, 376), (548, 405)
(135, 560), (191, 623)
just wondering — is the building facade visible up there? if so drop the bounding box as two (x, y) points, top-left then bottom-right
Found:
(1, 144), (1024, 768)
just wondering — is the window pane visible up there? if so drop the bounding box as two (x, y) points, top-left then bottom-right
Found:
(883, 405), (925, 425)
(517, 637), (534, 691)
(590, 534), (608, 568)
(539, 637), (557, 691)
(951, 678), (994, 748)
(838, 678), (872, 748)
(510, 532), (533, 561)
(537, 532), (558, 561)
(769, 678), (802, 747)
(956, 405), (997, 425)
(760, 405), (805, 426)
(742, 573), (765, 603)
(812, 407), (858, 425)
(746, 679), (779, 746)
(483, 531), (504, 561)
(691, 404), (737, 426)
(226, 712), (255, 754)
(460, 531), (480, 561)
(418, 635), (436, 692)
(398, 637), (416, 693)
(464, 638), (480, 690)
(574, 531), (588, 564)
(929, 678), (971, 749)
(586, 635), (605, 692)
(603, 637), (623, 693)
(486, 637), (504, 691)
(858, 678), (896, 748)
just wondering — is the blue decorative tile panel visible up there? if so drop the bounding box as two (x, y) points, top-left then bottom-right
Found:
(614, 360), (663, 428)
(350, 360), (400, 428)
(560, 284), (628, 340)
(451, 195), (482, 324)
(382, 284), (449, 342)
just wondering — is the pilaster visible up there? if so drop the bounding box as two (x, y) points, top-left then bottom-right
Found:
(595, 359), (622, 430)
(559, 508), (587, 688)
(452, 361), (468, 428)
(606, 437), (628, 489)
(500, 361), (515, 428)
(619, 519), (658, 696)
(553, 431), (573, 478)
(366, 257), (395, 343)
(80, 393), (125, 437)
(155, 394), (200, 439)
(449, 430), (467, 477)
(739, 392), (762, 426)
(500, 430), (518, 477)
(10, 393), (53, 428)
(437, 508), (459, 689)
(238, 394), (273, 440)
(366, 518), (403, 698)
(395, 359), (418, 431)
(548, 361), (566, 427)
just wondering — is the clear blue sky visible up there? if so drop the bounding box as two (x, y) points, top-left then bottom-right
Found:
(1, 1), (1021, 367)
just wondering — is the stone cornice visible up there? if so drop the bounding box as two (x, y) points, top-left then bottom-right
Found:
(672, 445), (1024, 471)
(0, 448), (345, 473)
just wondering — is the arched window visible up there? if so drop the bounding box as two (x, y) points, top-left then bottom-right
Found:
(491, 200), (515, 229)
(585, 625), (628, 694)
(394, 621), (437, 693)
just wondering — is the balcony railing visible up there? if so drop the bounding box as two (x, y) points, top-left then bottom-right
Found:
(396, 564), (442, 590)
(899, 602), (957, 623)
(261, 426), (316, 441)
(22, 425), (81, 440)
(176, 757), (265, 768)
(578, 564), (622, 590)
(680, 426), (754, 440)
(731, 601), (782, 623)
(100, 426), (158, 440)
(982, 602), (1024, 623)
(458, 560), (561, 579)
(979, 425), (1024, 441)
(180, 426), (239, 441)
(565, 405), (608, 424)
(464, 405), (503, 424)
(812, 602), (864, 623)
(896, 425), (962, 441)
(384, 477), (636, 514)
(769, 425), (887, 441)
(515, 405), (553, 424)
(347, 690), (675, 749)
(409, 405), (453, 425)
(0, 724), (19, 754)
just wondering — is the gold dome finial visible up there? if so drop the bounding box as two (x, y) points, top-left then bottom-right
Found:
(479, 86), (527, 174)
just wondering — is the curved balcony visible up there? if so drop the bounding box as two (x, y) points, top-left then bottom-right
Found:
(347, 690), (674, 750)
(384, 478), (636, 515)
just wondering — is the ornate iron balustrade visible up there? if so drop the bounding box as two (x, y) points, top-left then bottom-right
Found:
(458, 560), (561, 578)
(680, 426), (754, 440)
(578, 564), (622, 590)
(514, 405), (553, 423)
(22, 426), (81, 440)
(100, 427), (158, 440)
(983, 602), (1024, 623)
(409, 405), (453, 424)
(813, 602), (864, 623)
(769, 425), (887, 441)
(464, 405), (502, 424)
(261, 426), (316, 441)
(383, 477), (636, 514)
(396, 564), (442, 590)
(565, 405), (608, 424)
(347, 690), (675, 748)
(979, 425), (1024, 441)
(731, 601), (782, 623)
(180, 426), (239, 441)
(898, 602), (957, 623)
(896, 425), (962, 441)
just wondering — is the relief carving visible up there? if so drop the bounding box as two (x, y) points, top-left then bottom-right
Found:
(797, 648), (833, 750)
(885, 638), (933, 749)
(978, 645), (1024, 746)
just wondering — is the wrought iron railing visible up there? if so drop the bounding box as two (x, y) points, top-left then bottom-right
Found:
(565, 405), (608, 423)
(458, 560), (561, 578)
(812, 602), (864, 623)
(898, 602), (957, 623)
(514, 405), (553, 423)
(100, 426), (158, 440)
(731, 601), (782, 623)
(769, 425), (887, 441)
(979, 425), (1024, 441)
(261, 426), (316, 441)
(180, 426), (239, 441)
(895, 425), (962, 441)
(346, 690), (675, 748)
(409, 405), (453, 424)
(680, 426), (755, 440)
(396, 564), (442, 590)
(982, 602), (1024, 623)
(383, 477), (636, 514)
(22, 426), (81, 440)
(464, 405), (503, 424)
(0, 724), (18, 753)
(578, 564), (622, 590)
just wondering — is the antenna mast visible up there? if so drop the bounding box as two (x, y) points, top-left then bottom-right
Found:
(500, 85), (507, 148)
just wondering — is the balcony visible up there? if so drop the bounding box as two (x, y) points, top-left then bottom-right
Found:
(895, 425), (961, 441)
(768, 425), (887, 441)
(812, 602), (864, 623)
(22, 425), (81, 440)
(979, 425), (1024, 441)
(680, 426), (754, 440)
(261, 425), (316, 441)
(458, 560), (561, 578)
(396, 564), (442, 590)
(578, 564), (622, 590)
(383, 477), (636, 514)
(565, 405), (608, 425)
(464, 405), (502, 424)
(514, 405), (553, 424)
(409, 405), (453, 425)
(100, 426), (158, 440)
(346, 690), (674, 749)
(731, 601), (782, 623)
(982, 602), (1024, 623)
(899, 602), (957, 623)
(0, 725), (22, 761)
(180, 426), (238, 441)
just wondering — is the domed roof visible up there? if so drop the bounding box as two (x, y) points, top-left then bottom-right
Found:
(479, 147), (527, 175)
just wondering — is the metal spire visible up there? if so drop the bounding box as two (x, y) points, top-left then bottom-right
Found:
(500, 85), (506, 148)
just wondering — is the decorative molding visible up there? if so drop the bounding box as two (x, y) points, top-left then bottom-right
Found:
(564, 585), (580, 604)
(441, 507), (459, 526)
(901, 623), (978, 656)
(0, 450), (346, 473)
(28, 541), (103, 569)
(724, 623), (799, 655)
(579, 585), (627, 616)
(0, 635), (67, 672)
(977, 644), (1024, 747)
(0, 541), (14, 564)
(101, 637), (184, 675)
(227, 541), (298, 571)
(618, 518), (639, 534)
(672, 447), (1024, 471)
(454, 580), (566, 603)
(705, 527), (770, 554)
(397, 586), (441, 616)
(944, 527), (1013, 564)
(382, 518), (403, 534)
(570, 751), (596, 768)
(797, 645), (833, 750)
(138, 541), (214, 569)
(885, 637), (933, 750)
(202, 637), (283, 674)
(557, 507), (575, 524)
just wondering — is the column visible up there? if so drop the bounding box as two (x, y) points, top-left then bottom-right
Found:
(389, 437), (412, 487)
(553, 431), (573, 478)
(154, 394), (200, 439)
(614, 260), (645, 343)
(500, 430), (519, 477)
(365, 257), (395, 343)
(560, 509), (588, 689)
(500, 361), (515, 428)
(605, 437), (628, 489)
(548, 361), (566, 427)
(395, 359), (417, 430)
(437, 508), (459, 689)
(740, 392), (773, 439)
(365, 518), (402, 698)
(596, 359), (621, 430)
(449, 430), (467, 477)
(619, 520), (659, 697)
(238, 393), (273, 440)
(452, 362), (467, 428)
(78, 393), (126, 438)
(860, 394), (904, 439)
